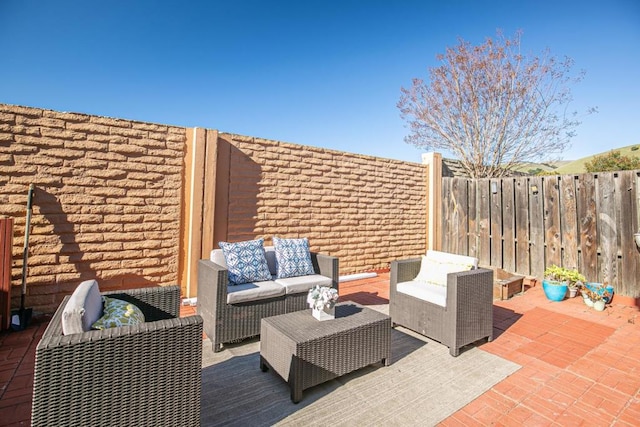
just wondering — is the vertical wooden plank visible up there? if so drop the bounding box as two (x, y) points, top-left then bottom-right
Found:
(514, 177), (531, 275)
(189, 129), (220, 299)
(615, 171), (637, 296)
(502, 178), (515, 272)
(478, 179), (491, 266)
(441, 178), (452, 253)
(179, 127), (206, 299)
(633, 171), (640, 297)
(213, 135), (231, 247)
(490, 179), (503, 267)
(529, 176), (545, 278)
(423, 153), (443, 251)
(442, 177), (469, 255)
(597, 172), (617, 287)
(0, 217), (13, 331)
(576, 173), (597, 282)
(634, 171), (640, 297)
(560, 175), (579, 270)
(467, 179), (479, 258)
(201, 129), (219, 258)
(457, 178), (469, 255)
(544, 176), (562, 268)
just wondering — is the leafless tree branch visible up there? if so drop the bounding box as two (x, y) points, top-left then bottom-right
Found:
(398, 30), (594, 178)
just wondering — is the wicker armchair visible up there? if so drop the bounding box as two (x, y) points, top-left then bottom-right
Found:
(198, 250), (339, 352)
(390, 255), (494, 356)
(32, 285), (203, 427)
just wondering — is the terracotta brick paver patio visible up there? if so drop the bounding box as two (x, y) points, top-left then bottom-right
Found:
(1, 272), (639, 426)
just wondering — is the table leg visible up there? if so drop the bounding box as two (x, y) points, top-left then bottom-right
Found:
(259, 356), (269, 372)
(289, 358), (302, 403)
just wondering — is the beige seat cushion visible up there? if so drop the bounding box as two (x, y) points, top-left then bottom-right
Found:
(397, 280), (447, 306)
(275, 275), (333, 295)
(226, 280), (285, 304)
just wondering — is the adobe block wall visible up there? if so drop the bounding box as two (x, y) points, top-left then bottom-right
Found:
(0, 104), (186, 314)
(0, 103), (429, 314)
(216, 133), (427, 273)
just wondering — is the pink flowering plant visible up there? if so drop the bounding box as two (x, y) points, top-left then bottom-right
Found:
(307, 285), (339, 310)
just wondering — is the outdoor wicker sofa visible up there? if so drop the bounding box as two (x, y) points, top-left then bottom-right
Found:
(31, 284), (203, 427)
(390, 250), (494, 356)
(198, 245), (339, 352)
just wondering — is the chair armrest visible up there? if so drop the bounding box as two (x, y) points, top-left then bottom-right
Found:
(37, 314), (203, 350)
(197, 259), (229, 342)
(197, 259), (228, 305)
(390, 258), (421, 287)
(311, 252), (339, 291)
(445, 268), (494, 309)
(390, 258), (421, 302)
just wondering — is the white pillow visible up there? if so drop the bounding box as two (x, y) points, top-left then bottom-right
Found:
(414, 255), (475, 287)
(61, 280), (103, 335)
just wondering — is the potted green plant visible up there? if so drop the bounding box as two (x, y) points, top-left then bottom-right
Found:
(561, 268), (586, 298)
(542, 265), (586, 301)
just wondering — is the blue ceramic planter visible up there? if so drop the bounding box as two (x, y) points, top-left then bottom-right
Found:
(585, 283), (614, 303)
(542, 280), (568, 302)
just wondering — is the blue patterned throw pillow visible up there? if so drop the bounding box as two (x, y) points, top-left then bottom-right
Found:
(273, 237), (315, 279)
(219, 238), (272, 285)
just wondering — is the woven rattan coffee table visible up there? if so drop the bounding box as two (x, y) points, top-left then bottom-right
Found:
(259, 302), (391, 403)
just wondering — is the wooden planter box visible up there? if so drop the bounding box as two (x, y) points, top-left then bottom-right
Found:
(483, 266), (525, 300)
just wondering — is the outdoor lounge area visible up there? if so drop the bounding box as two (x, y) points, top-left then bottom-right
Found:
(1, 272), (639, 426)
(1, 103), (639, 425)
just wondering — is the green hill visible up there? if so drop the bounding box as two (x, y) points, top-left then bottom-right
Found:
(554, 144), (640, 174)
(512, 144), (640, 175)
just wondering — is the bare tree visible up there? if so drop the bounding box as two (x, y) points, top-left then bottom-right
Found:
(398, 31), (594, 178)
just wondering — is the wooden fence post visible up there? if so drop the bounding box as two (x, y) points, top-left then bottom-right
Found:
(179, 127), (207, 299)
(423, 153), (442, 251)
(0, 216), (13, 331)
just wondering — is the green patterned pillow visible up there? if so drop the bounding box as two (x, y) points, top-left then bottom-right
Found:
(91, 296), (145, 330)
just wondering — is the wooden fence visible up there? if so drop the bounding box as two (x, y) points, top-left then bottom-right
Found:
(441, 170), (640, 298)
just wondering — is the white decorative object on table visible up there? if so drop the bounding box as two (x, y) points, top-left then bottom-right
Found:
(307, 285), (339, 321)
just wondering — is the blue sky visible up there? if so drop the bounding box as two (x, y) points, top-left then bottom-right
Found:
(0, 0), (638, 163)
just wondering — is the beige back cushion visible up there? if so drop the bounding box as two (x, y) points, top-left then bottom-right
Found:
(61, 279), (103, 335)
(414, 250), (478, 287)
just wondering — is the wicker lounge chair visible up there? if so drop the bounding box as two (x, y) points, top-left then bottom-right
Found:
(31, 285), (203, 427)
(390, 251), (494, 356)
